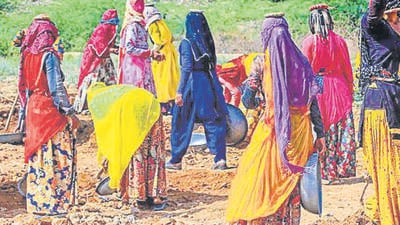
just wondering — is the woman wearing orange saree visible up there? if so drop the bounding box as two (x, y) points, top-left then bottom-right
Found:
(226, 13), (326, 224)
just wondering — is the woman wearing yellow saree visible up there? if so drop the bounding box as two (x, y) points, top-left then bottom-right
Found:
(226, 13), (326, 224)
(144, 3), (180, 115)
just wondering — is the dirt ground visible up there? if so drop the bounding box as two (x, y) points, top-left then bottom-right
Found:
(0, 79), (375, 225)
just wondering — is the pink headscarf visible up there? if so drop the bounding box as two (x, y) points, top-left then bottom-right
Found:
(77, 9), (119, 88)
(122, 0), (145, 29)
(130, 0), (144, 14)
(21, 14), (59, 55)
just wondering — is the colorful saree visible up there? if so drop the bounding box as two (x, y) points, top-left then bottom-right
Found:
(20, 16), (77, 216)
(302, 30), (356, 181)
(226, 50), (314, 223)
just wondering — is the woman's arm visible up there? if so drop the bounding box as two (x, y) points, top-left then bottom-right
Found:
(368, 0), (388, 29)
(241, 55), (264, 109)
(176, 40), (193, 95)
(310, 98), (324, 138)
(45, 52), (74, 115)
(241, 85), (260, 109)
(175, 40), (193, 106)
(310, 98), (327, 153)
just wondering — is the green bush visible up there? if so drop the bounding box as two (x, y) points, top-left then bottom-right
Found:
(0, 0), (15, 12)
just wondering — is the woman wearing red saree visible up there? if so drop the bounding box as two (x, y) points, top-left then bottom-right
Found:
(302, 4), (356, 183)
(74, 9), (119, 113)
(18, 14), (79, 216)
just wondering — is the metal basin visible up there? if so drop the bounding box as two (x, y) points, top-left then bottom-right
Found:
(300, 152), (322, 215)
(96, 177), (117, 196)
(0, 133), (24, 145)
(188, 104), (248, 147)
(189, 133), (207, 147)
(226, 104), (248, 146)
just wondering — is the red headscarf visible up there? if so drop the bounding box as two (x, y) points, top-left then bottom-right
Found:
(20, 15), (68, 162)
(77, 9), (119, 88)
(19, 15), (59, 106)
(21, 14), (59, 55)
(130, 0), (144, 14)
(121, 0), (145, 29)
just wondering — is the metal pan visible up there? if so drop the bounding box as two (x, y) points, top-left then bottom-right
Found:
(189, 133), (207, 147)
(300, 152), (322, 215)
(95, 177), (117, 196)
(226, 104), (248, 146)
(0, 132), (24, 145)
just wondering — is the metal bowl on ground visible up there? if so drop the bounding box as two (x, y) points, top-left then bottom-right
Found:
(189, 133), (207, 147)
(96, 176), (117, 196)
(0, 132), (24, 145)
(300, 152), (322, 215)
(226, 104), (248, 146)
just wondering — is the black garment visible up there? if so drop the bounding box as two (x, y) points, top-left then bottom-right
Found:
(358, 0), (400, 145)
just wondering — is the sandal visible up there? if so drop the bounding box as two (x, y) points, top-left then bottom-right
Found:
(211, 160), (228, 170)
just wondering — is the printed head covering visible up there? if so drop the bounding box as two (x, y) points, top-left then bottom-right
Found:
(185, 10), (216, 69)
(308, 3), (334, 39)
(77, 9), (119, 88)
(21, 14), (59, 54)
(143, 3), (162, 29)
(385, 0), (400, 13)
(261, 14), (315, 173)
(122, 0), (145, 29)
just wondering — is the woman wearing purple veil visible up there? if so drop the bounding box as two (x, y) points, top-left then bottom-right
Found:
(226, 13), (326, 224)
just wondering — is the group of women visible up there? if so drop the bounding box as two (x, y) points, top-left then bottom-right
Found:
(14, 0), (400, 224)
(16, 0), (228, 217)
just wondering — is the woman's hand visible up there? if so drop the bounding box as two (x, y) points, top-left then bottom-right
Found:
(175, 94), (183, 107)
(314, 137), (327, 154)
(151, 50), (165, 61)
